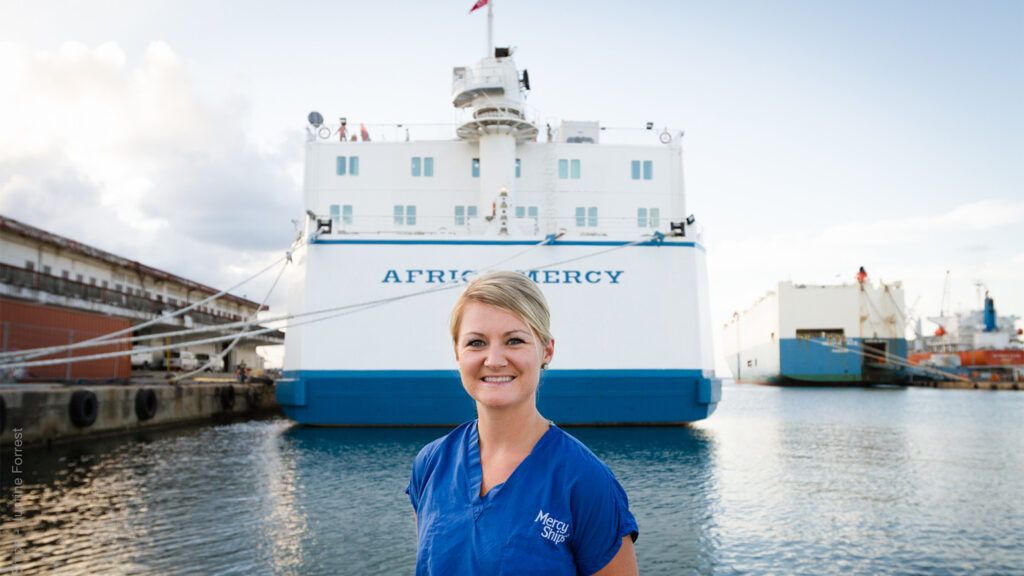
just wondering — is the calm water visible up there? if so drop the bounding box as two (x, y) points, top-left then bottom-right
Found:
(2, 382), (1023, 575)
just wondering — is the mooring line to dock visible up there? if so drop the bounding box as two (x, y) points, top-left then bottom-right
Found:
(0, 233), (662, 371)
(803, 337), (973, 384)
(172, 256), (291, 382)
(0, 252), (293, 363)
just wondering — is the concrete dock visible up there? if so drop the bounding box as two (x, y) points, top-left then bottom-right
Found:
(0, 377), (280, 449)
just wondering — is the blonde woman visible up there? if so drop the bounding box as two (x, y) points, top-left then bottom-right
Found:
(407, 271), (639, 575)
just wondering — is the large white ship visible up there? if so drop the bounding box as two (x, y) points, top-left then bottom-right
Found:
(723, 275), (909, 385)
(277, 24), (721, 425)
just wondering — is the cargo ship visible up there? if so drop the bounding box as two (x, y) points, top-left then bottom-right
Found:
(723, 272), (909, 385)
(909, 291), (1023, 383)
(276, 24), (722, 425)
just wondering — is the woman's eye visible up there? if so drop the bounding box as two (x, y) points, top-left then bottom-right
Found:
(467, 339), (486, 348)
(507, 337), (525, 345)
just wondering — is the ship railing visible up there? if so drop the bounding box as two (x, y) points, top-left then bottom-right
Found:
(305, 120), (686, 146)
(318, 215), (699, 240)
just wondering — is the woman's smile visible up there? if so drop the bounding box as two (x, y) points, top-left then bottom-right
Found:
(455, 302), (553, 410)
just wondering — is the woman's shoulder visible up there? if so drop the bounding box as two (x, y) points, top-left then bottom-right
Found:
(546, 426), (620, 482)
(412, 420), (475, 470)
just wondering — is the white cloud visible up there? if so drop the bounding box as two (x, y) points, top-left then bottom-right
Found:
(817, 199), (1024, 246)
(0, 41), (301, 304)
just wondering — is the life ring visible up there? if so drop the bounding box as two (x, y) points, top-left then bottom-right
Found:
(135, 388), (158, 421)
(220, 385), (236, 411)
(317, 126), (331, 139)
(69, 390), (99, 428)
(659, 130), (672, 144)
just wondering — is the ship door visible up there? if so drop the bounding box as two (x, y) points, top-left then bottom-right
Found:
(861, 340), (893, 383)
(862, 340), (888, 364)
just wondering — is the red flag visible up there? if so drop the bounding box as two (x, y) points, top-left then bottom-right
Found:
(469, 0), (488, 13)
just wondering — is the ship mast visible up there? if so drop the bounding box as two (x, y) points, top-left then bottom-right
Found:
(487, 1), (494, 58)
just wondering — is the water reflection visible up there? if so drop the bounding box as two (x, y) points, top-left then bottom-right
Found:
(570, 427), (719, 575)
(2, 385), (1022, 575)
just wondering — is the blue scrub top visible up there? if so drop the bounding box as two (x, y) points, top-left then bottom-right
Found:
(407, 421), (638, 576)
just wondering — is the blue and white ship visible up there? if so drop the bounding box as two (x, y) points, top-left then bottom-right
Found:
(277, 32), (721, 425)
(723, 278), (909, 385)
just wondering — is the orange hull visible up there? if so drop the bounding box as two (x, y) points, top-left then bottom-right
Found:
(909, 349), (1024, 367)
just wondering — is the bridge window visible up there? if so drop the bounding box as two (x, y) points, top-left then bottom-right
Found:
(638, 207), (660, 227)
(472, 158), (480, 178)
(559, 159), (581, 179)
(394, 205), (417, 226)
(632, 160), (653, 180)
(411, 157), (433, 177)
(337, 156), (359, 176)
(330, 204), (354, 227)
(454, 205), (478, 226)
(516, 158), (521, 178)
(575, 206), (598, 227)
(515, 206), (539, 221)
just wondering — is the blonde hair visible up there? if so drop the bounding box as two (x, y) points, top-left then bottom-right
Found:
(450, 271), (552, 346)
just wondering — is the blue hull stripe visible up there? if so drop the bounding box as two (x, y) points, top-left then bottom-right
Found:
(312, 238), (701, 248)
(278, 369), (721, 426)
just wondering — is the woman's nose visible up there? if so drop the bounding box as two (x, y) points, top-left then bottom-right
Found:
(484, 346), (508, 368)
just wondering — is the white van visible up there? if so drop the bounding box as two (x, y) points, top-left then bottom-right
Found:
(131, 348), (154, 369)
(195, 353), (225, 372)
(162, 351), (198, 371)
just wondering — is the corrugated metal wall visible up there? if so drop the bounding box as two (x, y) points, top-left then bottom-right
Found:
(0, 297), (131, 381)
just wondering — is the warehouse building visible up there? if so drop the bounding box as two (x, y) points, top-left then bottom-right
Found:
(0, 214), (283, 381)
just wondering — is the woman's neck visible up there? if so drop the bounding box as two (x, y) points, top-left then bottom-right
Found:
(476, 405), (549, 454)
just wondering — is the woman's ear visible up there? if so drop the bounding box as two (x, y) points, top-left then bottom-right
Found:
(542, 338), (555, 365)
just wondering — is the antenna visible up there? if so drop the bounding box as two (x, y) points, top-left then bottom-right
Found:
(939, 270), (951, 317)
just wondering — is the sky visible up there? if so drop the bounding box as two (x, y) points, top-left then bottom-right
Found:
(1, 0), (1021, 373)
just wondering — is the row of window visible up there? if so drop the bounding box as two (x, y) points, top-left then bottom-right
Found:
(329, 203), (661, 228)
(336, 156), (653, 180)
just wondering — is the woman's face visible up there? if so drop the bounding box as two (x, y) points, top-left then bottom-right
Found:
(455, 302), (554, 412)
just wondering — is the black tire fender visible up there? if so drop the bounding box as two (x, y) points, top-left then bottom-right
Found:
(69, 390), (99, 428)
(135, 388), (158, 421)
(219, 385), (236, 411)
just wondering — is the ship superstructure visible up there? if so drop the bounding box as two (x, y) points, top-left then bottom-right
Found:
(277, 41), (721, 425)
(910, 292), (1023, 381)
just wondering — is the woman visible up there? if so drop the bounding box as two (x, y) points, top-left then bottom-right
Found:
(407, 271), (639, 575)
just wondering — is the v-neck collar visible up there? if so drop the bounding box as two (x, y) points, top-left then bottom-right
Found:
(466, 419), (556, 505)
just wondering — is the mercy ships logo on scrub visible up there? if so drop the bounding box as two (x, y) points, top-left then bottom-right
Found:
(535, 510), (570, 545)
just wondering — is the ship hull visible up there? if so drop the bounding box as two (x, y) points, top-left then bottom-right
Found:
(278, 369), (721, 426)
(725, 337), (908, 386)
(280, 238), (721, 425)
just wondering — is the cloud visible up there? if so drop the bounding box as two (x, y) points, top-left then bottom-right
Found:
(816, 199), (1024, 247)
(0, 40), (301, 297)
